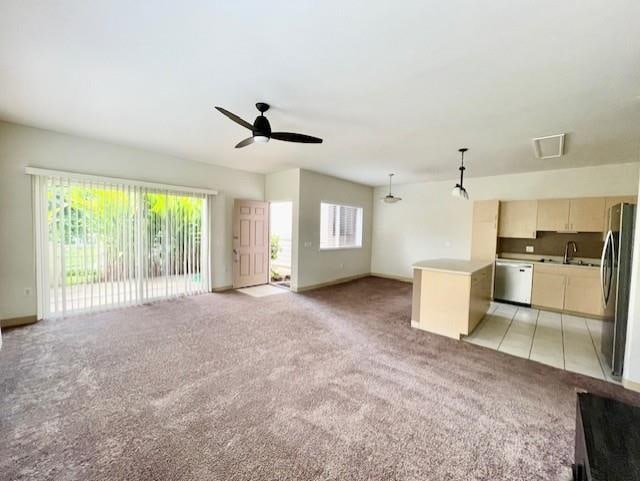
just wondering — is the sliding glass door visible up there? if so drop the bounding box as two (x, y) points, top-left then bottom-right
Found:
(33, 174), (211, 318)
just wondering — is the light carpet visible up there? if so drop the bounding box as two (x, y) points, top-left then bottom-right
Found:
(1, 277), (638, 480)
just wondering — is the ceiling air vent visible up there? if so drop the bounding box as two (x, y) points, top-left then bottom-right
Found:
(532, 134), (565, 159)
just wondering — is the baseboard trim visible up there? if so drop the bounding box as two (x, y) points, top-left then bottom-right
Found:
(530, 304), (605, 320)
(623, 378), (640, 393)
(1, 315), (38, 328)
(294, 273), (370, 292)
(370, 272), (413, 283)
(212, 285), (233, 292)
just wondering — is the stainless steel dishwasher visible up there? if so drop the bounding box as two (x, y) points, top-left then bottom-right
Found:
(494, 259), (534, 305)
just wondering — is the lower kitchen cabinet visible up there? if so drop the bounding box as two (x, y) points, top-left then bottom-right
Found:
(532, 271), (566, 310)
(564, 274), (604, 317)
(469, 267), (492, 333)
(531, 264), (604, 317)
(412, 261), (493, 339)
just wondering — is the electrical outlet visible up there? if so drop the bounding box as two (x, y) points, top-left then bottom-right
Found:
(526, 245), (534, 253)
(304, 241), (312, 248)
(339, 263), (344, 269)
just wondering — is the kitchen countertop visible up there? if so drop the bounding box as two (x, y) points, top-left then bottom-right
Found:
(499, 253), (600, 269)
(412, 258), (493, 275)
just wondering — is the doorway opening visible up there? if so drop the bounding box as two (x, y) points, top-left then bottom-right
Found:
(32, 174), (211, 318)
(269, 202), (292, 289)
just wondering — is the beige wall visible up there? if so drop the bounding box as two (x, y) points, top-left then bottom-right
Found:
(297, 169), (373, 289)
(371, 162), (640, 280)
(265, 168), (300, 291)
(0, 121), (264, 319)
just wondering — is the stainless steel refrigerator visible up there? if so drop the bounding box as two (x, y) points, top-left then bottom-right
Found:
(601, 202), (635, 378)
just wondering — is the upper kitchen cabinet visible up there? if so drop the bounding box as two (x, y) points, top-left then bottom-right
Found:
(537, 199), (570, 231)
(568, 197), (605, 232)
(498, 200), (537, 238)
(471, 200), (499, 261)
(536, 197), (605, 232)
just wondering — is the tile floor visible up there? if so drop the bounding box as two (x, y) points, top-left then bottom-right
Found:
(464, 302), (615, 382)
(236, 284), (289, 298)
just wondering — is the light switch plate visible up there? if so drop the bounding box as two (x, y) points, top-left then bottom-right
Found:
(526, 245), (534, 253)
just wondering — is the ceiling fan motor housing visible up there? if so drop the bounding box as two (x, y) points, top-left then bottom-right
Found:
(253, 115), (271, 136)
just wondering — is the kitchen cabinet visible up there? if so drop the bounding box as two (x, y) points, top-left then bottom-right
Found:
(569, 197), (605, 232)
(498, 200), (537, 238)
(564, 274), (604, 317)
(531, 264), (604, 317)
(536, 197), (605, 232)
(469, 267), (493, 333)
(470, 200), (499, 261)
(532, 269), (566, 310)
(536, 199), (570, 231)
(411, 260), (493, 339)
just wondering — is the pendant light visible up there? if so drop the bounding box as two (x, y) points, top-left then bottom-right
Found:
(381, 173), (402, 203)
(451, 148), (469, 200)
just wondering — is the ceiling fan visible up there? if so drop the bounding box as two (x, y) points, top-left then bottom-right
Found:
(215, 102), (323, 148)
(381, 173), (402, 203)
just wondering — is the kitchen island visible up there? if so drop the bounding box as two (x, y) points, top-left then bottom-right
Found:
(411, 259), (493, 339)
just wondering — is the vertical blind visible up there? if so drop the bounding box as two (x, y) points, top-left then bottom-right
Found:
(319, 202), (364, 249)
(32, 172), (213, 318)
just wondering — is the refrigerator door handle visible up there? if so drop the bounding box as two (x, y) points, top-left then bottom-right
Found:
(600, 230), (614, 308)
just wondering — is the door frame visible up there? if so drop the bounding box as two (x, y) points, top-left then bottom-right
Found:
(268, 201), (294, 290)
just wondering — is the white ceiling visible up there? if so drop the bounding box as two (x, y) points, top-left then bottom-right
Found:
(1, 1), (639, 186)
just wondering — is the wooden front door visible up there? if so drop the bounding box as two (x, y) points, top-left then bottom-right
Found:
(233, 200), (269, 288)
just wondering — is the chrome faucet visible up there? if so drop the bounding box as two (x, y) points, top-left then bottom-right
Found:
(563, 241), (577, 264)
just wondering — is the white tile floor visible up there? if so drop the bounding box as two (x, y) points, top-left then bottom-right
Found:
(464, 302), (615, 382)
(237, 284), (289, 298)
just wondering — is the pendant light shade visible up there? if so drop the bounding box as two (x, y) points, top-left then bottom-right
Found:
(452, 148), (469, 200)
(451, 184), (469, 199)
(381, 173), (402, 203)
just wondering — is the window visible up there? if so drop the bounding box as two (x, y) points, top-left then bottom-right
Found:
(320, 203), (363, 249)
(30, 171), (213, 318)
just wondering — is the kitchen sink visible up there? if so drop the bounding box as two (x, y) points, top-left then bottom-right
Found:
(537, 258), (599, 267)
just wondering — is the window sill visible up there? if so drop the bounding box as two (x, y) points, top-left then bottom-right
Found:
(319, 246), (363, 251)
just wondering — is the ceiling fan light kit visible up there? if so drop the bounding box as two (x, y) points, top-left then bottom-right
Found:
(381, 173), (402, 203)
(451, 148), (469, 200)
(215, 102), (323, 148)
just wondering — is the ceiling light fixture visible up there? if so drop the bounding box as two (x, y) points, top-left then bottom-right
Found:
(451, 148), (469, 200)
(381, 173), (402, 203)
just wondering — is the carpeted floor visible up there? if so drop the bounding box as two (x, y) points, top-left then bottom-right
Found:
(1, 277), (639, 480)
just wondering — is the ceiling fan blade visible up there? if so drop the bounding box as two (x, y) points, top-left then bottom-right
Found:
(235, 137), (255, 148)
(270, 132), (323, 144)
(215, 106), (255, 131)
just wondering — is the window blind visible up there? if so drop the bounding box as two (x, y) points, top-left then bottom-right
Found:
(32, 173), (212, 318)
(320, 203), (363, 249)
